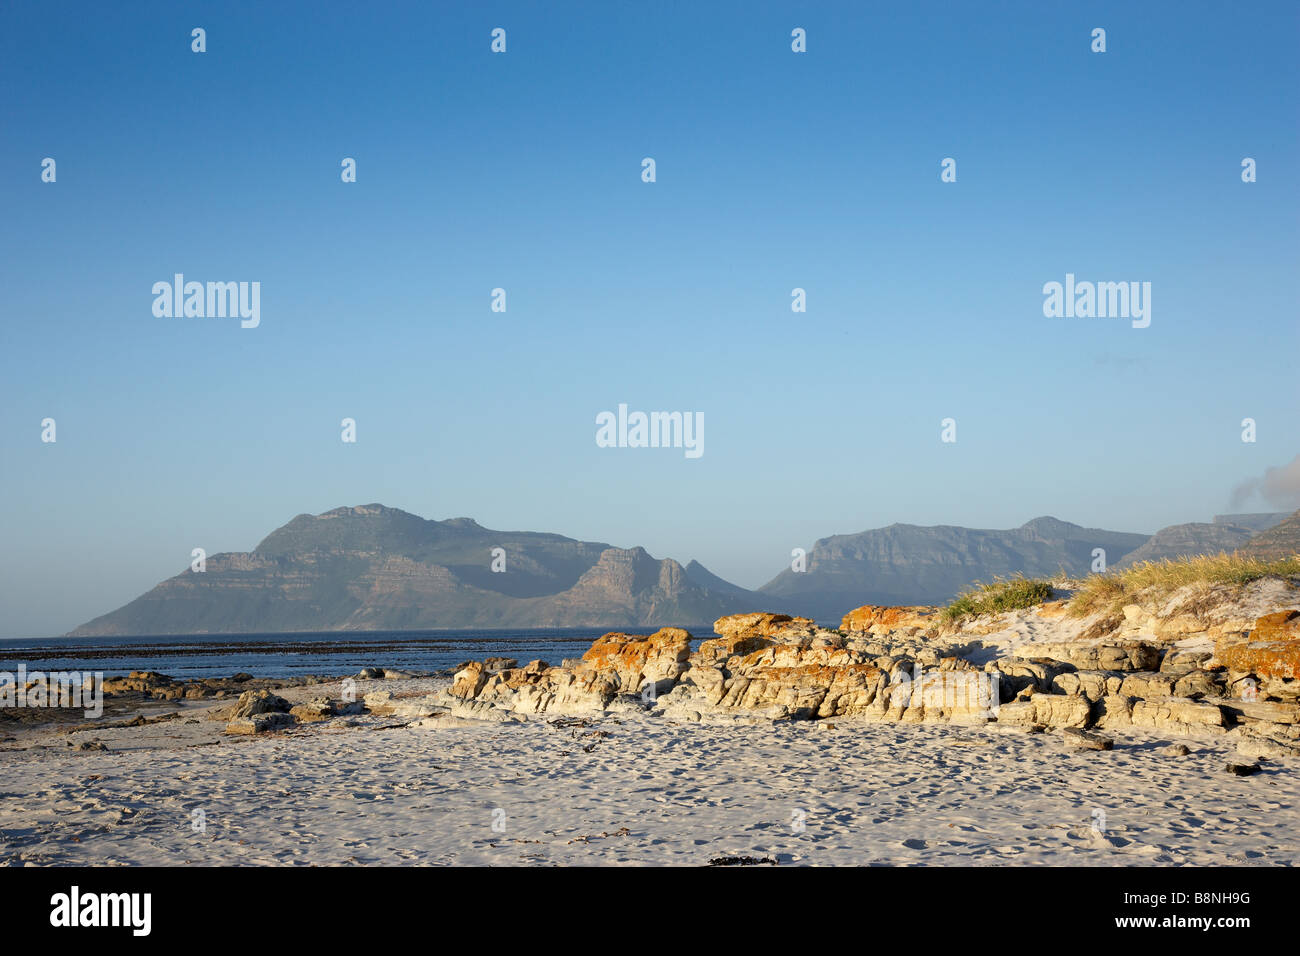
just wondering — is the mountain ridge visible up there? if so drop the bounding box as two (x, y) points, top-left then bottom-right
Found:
(68, 506), (1295, 636)
(68, 506), (755, 636)
(756, 516), (1151, 620)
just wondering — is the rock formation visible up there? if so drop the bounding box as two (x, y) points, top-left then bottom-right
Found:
(443, 586), (1300, 759)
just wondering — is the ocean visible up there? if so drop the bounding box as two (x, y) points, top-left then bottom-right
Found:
(0, 628), (703, 681)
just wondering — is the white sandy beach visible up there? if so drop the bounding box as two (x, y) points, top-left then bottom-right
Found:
(2, 676), (1297, 866)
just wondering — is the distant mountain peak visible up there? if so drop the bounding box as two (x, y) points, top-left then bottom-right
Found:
(441, 517), (483, 529)
(760, 516), (1149, 621)
(321, 503), (403, 517)
(1238, 509), (1300, 560)
(1020, 515), (1076, 532)
(68, 505), (756, 636)
(1213, 512), (1291, 533)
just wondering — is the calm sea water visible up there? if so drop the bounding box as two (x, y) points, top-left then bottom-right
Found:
(0, 628), (707, 681)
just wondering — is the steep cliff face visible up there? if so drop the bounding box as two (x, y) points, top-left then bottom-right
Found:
(1239, 510), (1300, 561)
(532, 548), (741, 626)
(69, 506), (756, 635)
(1115, 513), (1292, 567)
(757, 517), (1150, 622)
(1213, 513), (1291, 533)
(1115, 522), (1257, 568)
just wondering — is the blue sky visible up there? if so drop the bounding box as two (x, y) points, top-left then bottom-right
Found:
(2, 1), (1297, 638)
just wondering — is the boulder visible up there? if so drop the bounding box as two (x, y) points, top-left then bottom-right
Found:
(580, 628), (692, 694)
(717, 660), (887, 719)
(1051, 669), (1123, 701)
(1062, 728), (1114, 750)
(363, 692), (441, 719)
(409, 713), (518, 729)
(712, 613), (816, 642)
(839, 605), (935, 635)
(693, 634), (776, 668)
(225, 712), (295, 735)
(1016, 641), (1160, 672)
(995, 659), (1074, 697)
(1092, 695), (1136, 730)
(453, 653), (624, 716)
(1130, 697), (1225, 734)
(1219, 698), (1300, 726)
(1172, 670), (1221, 699)
(101, 672), (182, 698)
(450, 662), (488, 699)
(1214, 611), (1300, 684)
(1117, 673), (1176, 699)
(208, 689), (291, 722)
(450, 631), (690, 716)
(1160, 648), (1213, 675)
(996, 694), (1091, 729)
(289, 697), (360, 723)
(1236, 734), (1300, 760)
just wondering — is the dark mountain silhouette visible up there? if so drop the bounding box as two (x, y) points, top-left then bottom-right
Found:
(757, 516), (1150, 621)
(69, 505), (757, 635)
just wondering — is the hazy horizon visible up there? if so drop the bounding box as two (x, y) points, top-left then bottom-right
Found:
(7, 501), (1298, 640)
(3, 1), (1298, 637)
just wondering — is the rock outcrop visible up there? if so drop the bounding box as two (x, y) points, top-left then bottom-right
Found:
(1214, 610), (1300, 687)
(447, 627), (692, 715)
(97, 671), (305, 703)
(208, 689), (292, 722)
(445, 597), (1300, 752)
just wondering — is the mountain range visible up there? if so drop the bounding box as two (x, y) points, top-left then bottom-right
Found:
(1238, 511), (1300, 560)
(67, 504), (1296, 635)
(1113, 513), (1289, 568)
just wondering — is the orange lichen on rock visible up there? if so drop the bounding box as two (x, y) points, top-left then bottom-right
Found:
(712, 612), (815, 641)
(693, 635), (775, 666)
(1214, 610), (1300, 681)
(839, 604), (935, 633)
(582, 627), (691, 673)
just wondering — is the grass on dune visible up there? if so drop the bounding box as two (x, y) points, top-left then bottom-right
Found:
(941, 576), (1055, 623)
(1066, 552), (1300, 618)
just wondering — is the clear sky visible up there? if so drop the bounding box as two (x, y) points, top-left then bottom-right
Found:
(2, 1), (1297, 638)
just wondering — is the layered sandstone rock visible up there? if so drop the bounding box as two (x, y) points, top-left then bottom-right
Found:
(839, 605), (935, 635)
(580, 627), (693, 693)
(442, 597), (1300, 748)
(995, 694), (1091, 730)
(1014, 641), (1160, 672)
(1214, 611), (1300, 687)
(702, 642), (888, 719)
(447, 626), (691, 715)
(208, 689), (291, 722)
(713, 613), (817, 641)
(225, 712), (295, 735)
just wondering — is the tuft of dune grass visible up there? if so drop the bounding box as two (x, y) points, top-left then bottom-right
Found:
(941, 576), (1054, 623)
(1066, 552), (1300, 618)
